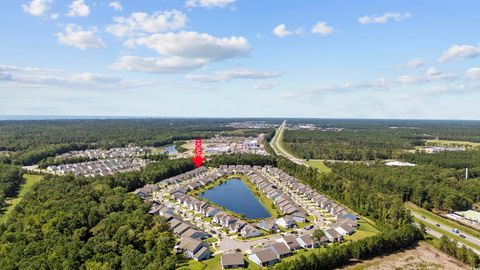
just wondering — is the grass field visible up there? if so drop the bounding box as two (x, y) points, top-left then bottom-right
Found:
(179, 255), (265, 270)
(177, 256), (222, 270)
(0, 174), (43, 222)
(306, 159), (332, 174)
(346, 220), (380, 241)
(405, 202), (480, 239)
(425, 139), (480, 148)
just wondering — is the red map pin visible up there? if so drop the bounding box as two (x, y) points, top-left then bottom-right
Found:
(192, 138), (205, 167)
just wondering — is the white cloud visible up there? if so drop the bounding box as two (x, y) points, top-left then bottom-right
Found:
(0, 64), (151, 90)
(426, 67), (442, 77)
(400, 58), (424, 69)
(106, 10), (187, 37)
(125, 31), (250, 62)
(254, 82), (274, 89)
(50, 13), (59, 19)
(22, 0), (52, 16)
(186, 69), (282, 82)
(311, 21), (334, 36)
(56, 24), (106, 50)
(465, 67), (480, 80)
(67, 0), (90, 17)
(108, 1), (122, 11)
(273, 24), (302, 37)
(185, 0), (235, 8)
(438, 44), (480, 62)
(111, 56), (206, 73)
(358, 12), (412, 24)
(398, 75), (426, 85)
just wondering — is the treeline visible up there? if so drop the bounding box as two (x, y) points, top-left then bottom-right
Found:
(276, 158), (412, 227)
(104, 158), (196, 191)
(0, 164), (23, 208)
(10, 143), (89, 166)
(282, 129), (420, 161)
(274, 224), (423, 270)
(0, 158), (196, 269)
(404, 150), (480, 170)
(262, 129), (276, 155)
(37, 156), (93, 169)
(330, 163), (478, 211)
(0, 119), (249, 152)
(206, 154), (277, 167)
(437, 235), (480, 267)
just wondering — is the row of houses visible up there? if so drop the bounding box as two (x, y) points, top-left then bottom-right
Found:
(148, 203), (213, 261)
(46, 158), (148, 177)
(263, 166), (359, 240)
(248, 233), (329, 267)
(174, 193), (263, 238)
(246, 169), (308, 222)
(264, 166), (357, 222)
(160, 166), (209, 186)
(56, 146), (153, 160)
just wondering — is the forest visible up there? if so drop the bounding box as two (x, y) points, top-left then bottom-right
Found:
(0, 164), (23, 209)
(0, 158), (195, 270)
(282, 120), (480, 160)
(328, 163), (479, 211)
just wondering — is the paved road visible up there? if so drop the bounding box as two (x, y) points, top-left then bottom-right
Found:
(413, 212), (480, 254)
(270, 121), (306, 165)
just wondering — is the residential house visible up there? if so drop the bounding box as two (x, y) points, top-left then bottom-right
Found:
(296, 234), (320, 249)
(173, 223), (191, 235)
(324, 228), (343, 242)
(280, 235), (301, 251)
(267, 242), (292, 258)
(241, 225), (262, 238)
(248, 249), (279, 267)
(177, 236), (211, 261)
(334, 223), (355, 236)
(276, 216), (295, 229)
(220, 251), (245, 269)
(257, 219), (278, 232)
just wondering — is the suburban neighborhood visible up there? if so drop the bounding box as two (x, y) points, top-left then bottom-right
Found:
(135, 164), (361, 268)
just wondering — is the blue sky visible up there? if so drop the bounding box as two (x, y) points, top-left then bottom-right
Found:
(1, 0), (480, 119)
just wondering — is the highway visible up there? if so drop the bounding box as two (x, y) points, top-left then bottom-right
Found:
(413, 212), (480, 254)
(270, 120), (306, 165)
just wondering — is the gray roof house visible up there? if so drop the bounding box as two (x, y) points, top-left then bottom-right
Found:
(296, 234), (321, 249)
(220, 251), (244, 269)
(267, 242), (292, 258)
(280, 235), (301, 251)
(325, 228), (343, 242)
(177, 236), (211, 261)
(257, 219), (278, 232)
(248, 249), (279, 267)
(241, 224), (262, 238)
(276, 216), (295, 229)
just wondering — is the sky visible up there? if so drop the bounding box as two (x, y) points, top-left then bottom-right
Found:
(1, 0), (480, 119)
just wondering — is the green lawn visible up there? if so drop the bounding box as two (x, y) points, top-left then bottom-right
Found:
(425, 139), (480, 148)
(178, 255), (261, 270)
(345, 220), (379, 241)
(306, 160), (332, 174)
(177, 256), (222, 270)
(405, 202), (480, 240)
(0, 174), (43, 222)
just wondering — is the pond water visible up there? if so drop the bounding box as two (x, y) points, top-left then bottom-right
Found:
(163, 144), (178, 154)
(200, 178), (271, 219)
